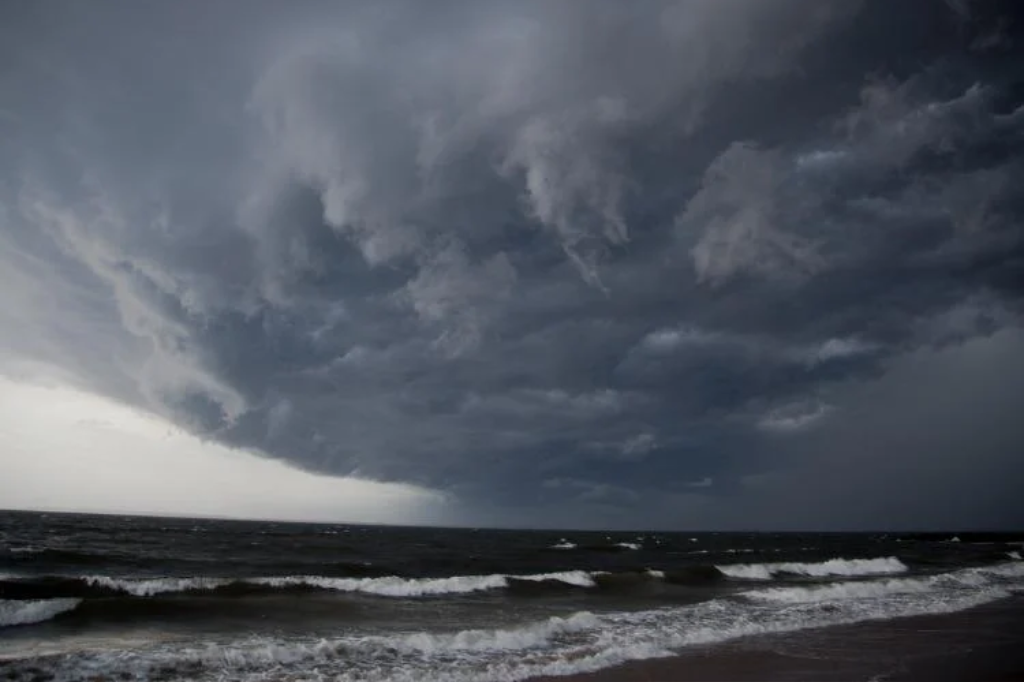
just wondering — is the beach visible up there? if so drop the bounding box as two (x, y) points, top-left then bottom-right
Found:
(2, 511), (1023, 681)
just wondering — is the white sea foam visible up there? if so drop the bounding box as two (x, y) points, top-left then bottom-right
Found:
(84, 575), (233, 596)
(972, 561), (1024, 579)
(0, 599), (81, 627)
(746, 577), (937, 603)
(717, 556), (907, 580)
(745, 561), (1024, 604)
(12, 562), (1021, 682)
(1008, 551), (1022, 560)
(394, 611), (601, 653)
(615, 542), (641, 550)
(72, 571), (598, 598)
(250, 570), (597, 596)
(550, 540), (576, 550)
(250, 574), (507, 596)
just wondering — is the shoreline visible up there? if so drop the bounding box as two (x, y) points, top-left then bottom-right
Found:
(528, 596), (1024, 682)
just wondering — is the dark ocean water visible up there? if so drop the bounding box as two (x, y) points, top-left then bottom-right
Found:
(1, 511), (1022, 681)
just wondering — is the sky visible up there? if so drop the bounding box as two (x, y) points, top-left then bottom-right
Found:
(1, 0), (1022, 530)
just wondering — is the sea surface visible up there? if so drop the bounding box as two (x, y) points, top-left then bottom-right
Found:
(1, 510), (1022, 681)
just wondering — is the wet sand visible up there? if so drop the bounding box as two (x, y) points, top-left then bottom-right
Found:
(529, 596), (1024, 682)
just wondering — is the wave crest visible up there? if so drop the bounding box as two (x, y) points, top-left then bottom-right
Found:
(745, 561), (1024, 604)
(0, 571), (601, 600)
(717, 556), (907, 580)
(0, 599), (81, 627)
(252, 570), (598, 597)
(84, 575), (233, 597)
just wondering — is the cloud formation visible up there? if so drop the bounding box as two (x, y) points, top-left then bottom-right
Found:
(1, 0), (1022, 527)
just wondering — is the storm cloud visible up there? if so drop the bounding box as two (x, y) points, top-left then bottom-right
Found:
(1, 0), (1022, 528)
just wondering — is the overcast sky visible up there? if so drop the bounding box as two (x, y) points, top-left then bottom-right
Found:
(1, 0), (1022, 530)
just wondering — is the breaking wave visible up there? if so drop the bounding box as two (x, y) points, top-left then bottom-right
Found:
(3, 557), (1013, 612)
(0, 559), (914, 602)
(83, 575), (234, 597)
(717, 556), (907, 580)
(0, 564), (753, 602)
(4, 562), (1019, 682)
(745, 561), (1024, 604)
(0, 571), (600, 600)
(249, 571), (598, 597)
(0, 599), (81, 627)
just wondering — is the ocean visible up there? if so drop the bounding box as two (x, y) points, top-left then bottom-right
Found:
(1, 510), (1022, 681)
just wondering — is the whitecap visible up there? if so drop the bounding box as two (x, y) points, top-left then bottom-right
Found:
(0, 599), (81, 627)
(84, 575), (233, 596)
(717, 556), (907, 580)
(745, 561), (1024, 604)
(248, 570), (598, 597)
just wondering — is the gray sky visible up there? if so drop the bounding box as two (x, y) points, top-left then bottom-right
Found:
(1, 0), (1022, 529)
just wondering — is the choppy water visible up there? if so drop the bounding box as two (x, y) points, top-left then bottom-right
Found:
(1, 511), (1022, 681)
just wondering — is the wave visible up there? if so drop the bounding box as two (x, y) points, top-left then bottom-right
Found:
(3, 556), (1005, 605)
(745, 561), (1024, 604)
(5, 562), (1019, 682)
(0, 565), (750, 602)
(717, 556), (907, 580)
(549, 540), (576, 550)
(84, 575), (235, 597)
(0, 599), (81, 627)
(614, 542), (641, 551)
(0, 565), (742, 609)
(0, 571), (600, 600)
(0, 559), (919, 602)
(393, 611), (602, 654)
(593, 566), (725, 589)
(249, 571), (598, 597)
(746, 577), (936, 603)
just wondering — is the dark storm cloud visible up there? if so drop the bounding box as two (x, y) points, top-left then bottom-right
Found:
(1, 0), (1022, 527)
(722, 327), (1024, 531)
